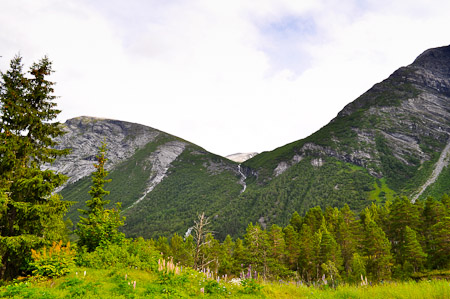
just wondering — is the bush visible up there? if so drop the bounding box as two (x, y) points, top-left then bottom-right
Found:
(76, 238), (159, 271)
(30, 241), (75, 278)
(240, 278), (263, 294)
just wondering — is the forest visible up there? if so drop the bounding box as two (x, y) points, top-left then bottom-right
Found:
(1, 56), (450, 298)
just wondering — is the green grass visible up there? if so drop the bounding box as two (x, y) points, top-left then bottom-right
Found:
(369, 178), (396, 202)
(2, 268), (449, 298)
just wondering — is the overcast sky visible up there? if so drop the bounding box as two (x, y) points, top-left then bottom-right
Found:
(1, 0), (449, 156)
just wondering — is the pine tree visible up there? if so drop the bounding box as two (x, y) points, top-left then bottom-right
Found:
(267, 224), (288, 277)
(283, 224), (300, 270)
(422, 196), (444, 259)
(243, 222), (269, 278)
(76, 142), (125, 252)
(336, 204), (358, 274)
(232, 238), (247, 275)
(362, 212), (392, 280)
(403, 226), (426, 272)
(289, 211), (303, 232)
(388, 196), (420, 265)
(303, 206), (323, 233)
(350, 252), (366, 282)
(430, 216), (450, 268)
(0, 55), (70, 280)
(318, 221), (343, 276)
(298, 223), (317, 281)
(219, 235), (235, 275)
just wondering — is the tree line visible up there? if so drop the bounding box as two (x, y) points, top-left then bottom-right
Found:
(153, 195), (450, 282)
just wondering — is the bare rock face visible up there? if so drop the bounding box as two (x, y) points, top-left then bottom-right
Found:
(130, 141), (187, 207)
(244, 45), (450, 199)
(226, 152), (258, 163)
(47, 116), (160, 187)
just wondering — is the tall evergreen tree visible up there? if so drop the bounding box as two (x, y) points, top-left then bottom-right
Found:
(267, 224), (288, 277)
(336, 204), (359, 274)
(317, 221), (342, 275)
(422, 196), (444, 258)
(0, 56), (70, 280)
(403, 226), (426, 272)
(298, 223), (316, 281)
(289, 211), (303, 232)
(388, 196), (420, 264)
(219, 235), (235, 275)
(76, 142), (125, 252)
(362, 212), (392, 280)
(430, 216), (450, 268)
(283, 224), (300, 270)
(243, 222), (269, 278)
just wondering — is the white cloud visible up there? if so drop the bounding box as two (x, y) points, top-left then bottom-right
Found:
(1, 0), (449, 155)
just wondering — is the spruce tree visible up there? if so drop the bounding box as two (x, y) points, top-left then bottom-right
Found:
(336, 204), (358, 274)
(430, 216), (450, 268)
(76, 142), (125, 252)
(219, 235), (235, 275)
(403, 226), (426, 272)
(283, 224), (300, 270)
(362, 212), (392, 280)
(388, 196), (420, 265)
(0, 55), (70, 280)
(243, 222), (269, 278)
(298, 223), (316, 281)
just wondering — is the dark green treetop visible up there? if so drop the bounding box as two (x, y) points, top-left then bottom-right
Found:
(0, 55), (70, 280)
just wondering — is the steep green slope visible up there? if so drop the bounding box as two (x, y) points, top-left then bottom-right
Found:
(55, 117), (244, 238)
(244, 45), (450, 204)
(122, 145), (242, 239)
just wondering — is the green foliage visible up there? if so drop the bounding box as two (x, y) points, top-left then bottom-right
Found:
(122, 146), (242, 239)
(76, 238), (159, 271)
(76, 142), (125, 252)
(30, 241), (75, 278)
(59, 277), (100, 298)
(419, 165), (450, 200)
(240, 278), (263, 294)
(0, 55), (70, 280)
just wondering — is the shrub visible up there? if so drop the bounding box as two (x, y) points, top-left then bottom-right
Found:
(30, 241), (75, 278)
(240, 278), (263, 294)
(76, 238), (159, 271)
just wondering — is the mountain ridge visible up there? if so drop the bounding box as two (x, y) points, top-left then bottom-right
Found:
(53, 45), (450, 239)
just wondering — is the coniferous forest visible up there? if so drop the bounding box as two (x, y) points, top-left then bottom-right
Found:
(1, 56), (450, 298)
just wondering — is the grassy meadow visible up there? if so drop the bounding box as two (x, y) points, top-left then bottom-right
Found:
(1, 266), (449, 298)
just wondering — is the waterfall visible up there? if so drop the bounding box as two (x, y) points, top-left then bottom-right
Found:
(238, 164), (247, 193)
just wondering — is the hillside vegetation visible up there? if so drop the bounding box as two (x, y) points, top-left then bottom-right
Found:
(52, 46), (450, 240)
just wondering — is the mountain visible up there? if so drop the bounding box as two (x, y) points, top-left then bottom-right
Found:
(226, 152), (258, 163)
(52, 116), (245, 239)
(54, 45), (450, 240)
(242, 45), (450, 209)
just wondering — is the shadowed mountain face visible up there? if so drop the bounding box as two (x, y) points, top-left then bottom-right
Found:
(54, 45), (450, 239)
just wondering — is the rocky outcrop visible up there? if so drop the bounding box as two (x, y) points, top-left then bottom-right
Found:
(46, 116), (160, 189)
(262, 45), (450, 194)
(129, 141), (187, 208)
(226, 152), (258, 163)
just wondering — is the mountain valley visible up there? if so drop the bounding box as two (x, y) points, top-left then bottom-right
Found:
(53, 45), (450, 240)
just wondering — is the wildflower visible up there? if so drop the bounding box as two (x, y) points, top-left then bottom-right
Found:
(200, 287), (204, 293)
(133, 281), (136, 289)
